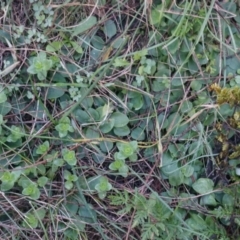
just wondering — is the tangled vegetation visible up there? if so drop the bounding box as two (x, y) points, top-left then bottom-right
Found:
(0, 0), (240, 239)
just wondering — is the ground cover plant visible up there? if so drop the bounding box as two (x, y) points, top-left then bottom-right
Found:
(0, 0), (240, 239)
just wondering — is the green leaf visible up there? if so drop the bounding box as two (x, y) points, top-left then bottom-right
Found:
(104, 19), (117, 38)
(113, 126), (130, 136)
(100, 119), (115, 133)
(192, 178), (214, 194)
(88, 108), (100, 121)
(46, 41), (63, 52)
(18, 176), (32, 188)
(169, 170), (184, 186)
(22, 183), (40, 200)
(62, 148), (77, 166)
(100, 141), (113, 152)
(73, 109), (90, 124)
(34, 208), (46, 220)
(1, 171), (16, 185)
(186, 213), (207, 231)
(131, 127), (145, 140)
(7, 126), (24, 142)
(200, 194), (217, 206)
(113, 58), (130, 67)
(181, 165), (194, 177)
(46, 87), (65, 99)
(65, 181), (73, 190)
(129, 153), (138, 162)
(130, 94), (143, 110)
(71, 41), (83, 54)
(111, 112), (129, 127)
(109, 159), (125, 170)
(27, 52), (53, 80)
(78, 204), (97, 224)
(65, 198), (79, 216)
(133, 49), (148, 61)
(73, 16), (97, 36)
(22, 213), (38, 228)
(150, 9), (162, 25)
(118, 165), (128, 177)
(85, 127), (100, 139)
(1, 182), (14, 191)
(181, 100), (193, 113)
(95, 177), (112, 192)
(112, 37), (127, 49)
(190, 80), (202, 91)
(37, 176), (48, 187)
(55, 117), (74, 138)
(0, 91), (7, 103)
(0, 102), (11, 116)
(222, 193), (234, 207)
(92, 152), (106, 164)
(64, 170), (78, 182)
(36, 141), (49, 155)
(117, 141), (138, 157)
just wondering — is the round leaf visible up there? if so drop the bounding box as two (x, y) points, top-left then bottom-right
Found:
(169, 170), (184, 186)
(131, 127), (145, 140)
(100, 119), (115, 133)
(0, 102), (11, 115)
(113, 126), (130, 136)
(86, 127), (100, 139)
(192, 178), (214, 194)
(180, 100), (193, 113)
(111, 112), (129, 127)
(104, 20), (117, 38)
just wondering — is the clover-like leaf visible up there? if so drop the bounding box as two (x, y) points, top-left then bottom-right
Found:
(22, 213), (38, 229)
(109, 159), (125, 171)
(36, 141), (49, 155)
(117, 141), (138, 158)
(22, 183), (40, 200)
(95, 177), (112, 192)
(27, 52), (53, 80)
(62, 148), (77, 166)
(64, 170), (78, 182)
(55, 117), (74, 138)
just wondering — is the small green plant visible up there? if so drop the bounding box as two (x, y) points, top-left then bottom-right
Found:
(27, 52), (53, 80)
(116, 141), (138, 161)
(22, 208), (46, 229)
(64, 170), (78, 190)
(25, 28), (48, 44)
(62, 148), (77, 166)
(134, 54), (156, 87)
(95, 176), (112, 199)
(0, 170), (21, 191)
(22, 183), (40, 200)
(18, 176), (41, 200)
(109, 157), (128, 177)
(36, 141), (49, 155)
(6, 126), (24, 142)
(32, 1), (54, 28)
(109, 191), (172, 240)
(55, 117), (74, 138)
(109, 141), (138, 177)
